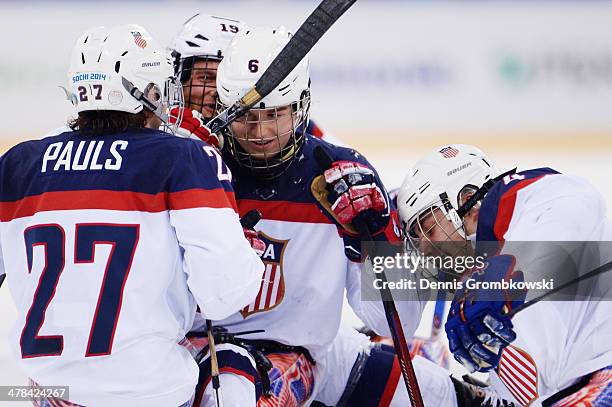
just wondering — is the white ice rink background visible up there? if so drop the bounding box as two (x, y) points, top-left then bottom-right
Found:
(1, 0), (612, 404)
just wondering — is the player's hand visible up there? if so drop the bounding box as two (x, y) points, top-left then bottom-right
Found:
(445, 255), (526, 373)
(240, 209), (264, 257)
(169, 106), (223, 149)
(244, 229), (265, 257)
(324, 161), (388, 235)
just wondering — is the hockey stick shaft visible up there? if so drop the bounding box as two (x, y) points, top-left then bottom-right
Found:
(240, 209), (262, 230)
(208, 0), (358, 135)
(314, 146), (425, 407)
(199, 210), (263, 406)
(206, 319), (224, 407)
(0, 274), (5, 289)
(508, 258), (612, 318)
(356, 221), (425, 407)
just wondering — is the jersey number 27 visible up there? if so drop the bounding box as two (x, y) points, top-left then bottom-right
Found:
(21, 223), (139, 359)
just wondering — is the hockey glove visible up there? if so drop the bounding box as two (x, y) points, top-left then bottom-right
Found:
(169, 106), (223, 149)
(445, 255), (526, 373)
(244, 229), (265, 257)
(311, 159), (400, 261)
(323, 161), (388, 229)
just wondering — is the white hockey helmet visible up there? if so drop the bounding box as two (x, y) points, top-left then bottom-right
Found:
(170, 14), (244, 120)
(397, 144), (500, 248)
(66, 24), (179, 124)
(216, 26), (311, 178)
(170, 14), (244, 65)
(217, 26), (309, 109)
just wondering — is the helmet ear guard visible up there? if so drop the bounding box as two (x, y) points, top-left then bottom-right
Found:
(121, 77), (180, 123)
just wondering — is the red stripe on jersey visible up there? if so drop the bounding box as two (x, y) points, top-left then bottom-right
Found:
(493, 177), (544, 240)
(309, 122), (325, 139)
(274, 265), (284, 304)
(237, 199), (333, 224)
(200, 366), (256, 402)
(248, 271), (265, 313)
(264, 265), (277, 309)
(167, 188), (237, 212)
(378, 356), (401, 407)
(1, 188), (236, 221)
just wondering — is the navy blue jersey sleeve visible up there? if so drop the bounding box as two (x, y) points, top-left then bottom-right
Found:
(166, 139), (236, 212)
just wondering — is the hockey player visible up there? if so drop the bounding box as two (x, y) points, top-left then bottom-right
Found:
(170, 16), (516, 406)
(0, 25), (264, 407)
(175, 23), (518, 406)
(183, 24), (429, 406)
(169, 13), (244, 150)
(397, 144), (612, 406)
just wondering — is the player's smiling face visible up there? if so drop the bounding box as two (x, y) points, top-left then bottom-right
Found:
(230, 105), (295, 157)
(183, 59), (220, 120)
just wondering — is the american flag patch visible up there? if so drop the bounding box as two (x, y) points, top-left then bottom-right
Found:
(439, 146), (459, 158)
(131, 31), (147, 48)
(497, 345), (538, 405)
(259, 352), (316, 406)
(241, 233), (287, 318)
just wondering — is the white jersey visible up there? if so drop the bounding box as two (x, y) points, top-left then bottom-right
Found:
(192, 136), (424, 397)
(0, 129), (263, 406)
(476, 168), (612, 405)
(315, 322), (458, 406)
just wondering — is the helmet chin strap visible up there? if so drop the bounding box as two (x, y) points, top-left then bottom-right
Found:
(456, 168), (517, 218)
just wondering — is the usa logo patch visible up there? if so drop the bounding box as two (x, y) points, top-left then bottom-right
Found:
(240, 232), (288, 318)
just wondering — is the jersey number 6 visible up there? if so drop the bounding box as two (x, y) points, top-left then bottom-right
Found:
(21, 223), (139, 359)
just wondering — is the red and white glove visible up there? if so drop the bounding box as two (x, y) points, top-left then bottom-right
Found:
(244, 229), (265, 257)
(324, 161), (387, 226)
(169, 106), (223, 149)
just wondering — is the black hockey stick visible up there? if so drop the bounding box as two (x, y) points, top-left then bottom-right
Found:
(204, 209), (262, 407)
(508, 258), (612, 318)
(313, 146), (425, 407)
(240, 209), (263, 230)
(207, 0), (358, 135)
(0, 274), (5, 289)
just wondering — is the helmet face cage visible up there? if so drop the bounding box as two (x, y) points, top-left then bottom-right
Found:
(404, 198), (473, 281)
(174, 53), (221, 122)
(219, 91), (311, 179)
(155, 76), (184, 134)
